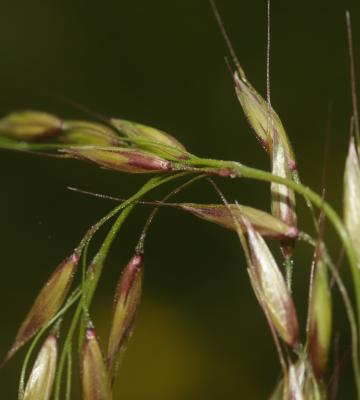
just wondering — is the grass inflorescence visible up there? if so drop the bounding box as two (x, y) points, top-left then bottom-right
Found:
(1, 2), (360, 399)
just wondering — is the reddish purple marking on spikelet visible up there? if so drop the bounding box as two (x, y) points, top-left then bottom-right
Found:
(118, 253), (144, 303)
(127, 153), (172, 172)
(287, 227), (298, 239)
(85, 328), (97, 341)
(258, 137), (270, 152)
(288, 159), (298, 172)
(70, 253), (80, 264)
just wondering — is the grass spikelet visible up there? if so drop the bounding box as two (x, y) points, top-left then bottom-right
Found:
(59, 120), (122, 146)
(4, 254), (79, 363)
(107, 253), (143, 378)
(62, 146), (173, 174)
(177, 202), (298, 239)
(307, 243), (332, 380)
(344, 136), (360, 268)
(111, 119), (187, 159)
(23, 333), (58, 400)
(0, 111), (63, 141)
(82, 326), (112, 400)
(243, 217), (299, 347)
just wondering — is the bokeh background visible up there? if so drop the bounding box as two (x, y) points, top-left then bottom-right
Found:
(0, 0), (359, 398)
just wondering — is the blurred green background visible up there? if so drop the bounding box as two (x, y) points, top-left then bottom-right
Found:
(0, 0), (359, 398)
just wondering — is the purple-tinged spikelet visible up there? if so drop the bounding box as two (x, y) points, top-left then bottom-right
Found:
(234, 72), (298, 256)
(4, 253), (79, 363)
(63, 146), (172, 174)
(23, 333), (58, 400)
(243, 218), (299, 347)
(177, 203), (298, 239)
(307, 243), (332, 380)
(234, 73), (296, 171)
(107, 253), (144, 376)
(82, 327), (112, 400)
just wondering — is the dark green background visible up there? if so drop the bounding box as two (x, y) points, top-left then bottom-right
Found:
(0, 0), (359, 398)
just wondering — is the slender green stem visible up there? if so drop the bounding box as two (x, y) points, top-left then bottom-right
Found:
(54, 302), (83, 400)
(77, 204), (135, 350)
(65, 344), (72, 400)
(86, 205), (134, 299)
(78, 240), (90, 354)
(81, 241), (90, 320)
